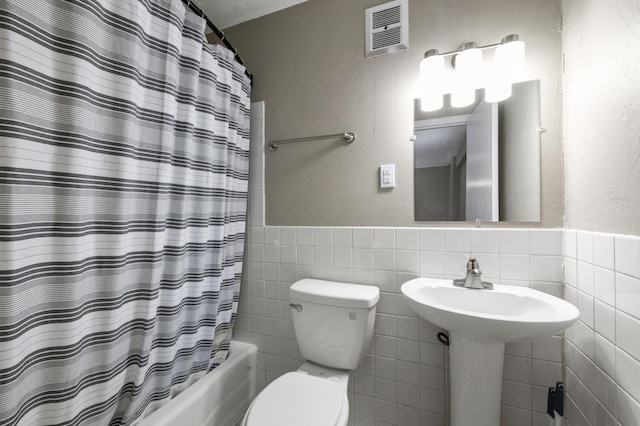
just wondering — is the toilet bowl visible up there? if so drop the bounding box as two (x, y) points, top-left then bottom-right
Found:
(241, 279), (379, 426)
(241, 362), (349, 426)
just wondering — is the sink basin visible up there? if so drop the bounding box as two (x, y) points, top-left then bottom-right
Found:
(401, 276), (579, 426)
(401, 277), (579, 342)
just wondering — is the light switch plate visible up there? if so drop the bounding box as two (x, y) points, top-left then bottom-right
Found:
(380, 164), (395, 188)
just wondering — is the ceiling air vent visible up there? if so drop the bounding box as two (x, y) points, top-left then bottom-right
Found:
(365, 0), (408, 58)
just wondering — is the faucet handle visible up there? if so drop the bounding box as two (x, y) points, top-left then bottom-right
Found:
(467, 257), (479, 271)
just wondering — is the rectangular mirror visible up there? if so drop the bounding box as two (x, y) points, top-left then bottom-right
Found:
(413, 80), (541, 222)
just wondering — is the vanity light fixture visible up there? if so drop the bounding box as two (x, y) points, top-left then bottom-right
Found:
(419, 34), (525, 112)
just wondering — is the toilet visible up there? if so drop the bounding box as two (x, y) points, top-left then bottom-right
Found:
(241, 278), (380, 426)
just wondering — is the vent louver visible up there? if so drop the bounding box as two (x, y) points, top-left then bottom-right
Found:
(365, 0), (408, 58)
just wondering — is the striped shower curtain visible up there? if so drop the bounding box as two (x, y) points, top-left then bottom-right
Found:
(0, 0), (251, 424)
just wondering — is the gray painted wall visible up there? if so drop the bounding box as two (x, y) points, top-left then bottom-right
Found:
(225, 0), (563, 227)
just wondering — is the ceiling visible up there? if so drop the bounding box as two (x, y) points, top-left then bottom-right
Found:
(197, 0), (309, 29)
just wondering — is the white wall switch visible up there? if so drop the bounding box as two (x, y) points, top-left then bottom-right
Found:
(380, 164), (395, 188)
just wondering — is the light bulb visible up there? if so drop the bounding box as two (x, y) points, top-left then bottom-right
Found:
(495, 34), (525, 80)
(420, 50), (445, 111)
(485, 62), (512, 102)
(451, 44), (482, 107)
(486, 35), (525, 103)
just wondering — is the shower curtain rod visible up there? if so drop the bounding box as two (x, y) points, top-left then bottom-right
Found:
(181, 0), (254, 85)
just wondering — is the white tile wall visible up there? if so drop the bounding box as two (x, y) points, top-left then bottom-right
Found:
(239, 101), (567, 425)
(239, 224), (565, 426)
(564, 230), (640, 426)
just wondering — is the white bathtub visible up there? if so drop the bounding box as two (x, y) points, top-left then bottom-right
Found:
(137, 341), (258, 426)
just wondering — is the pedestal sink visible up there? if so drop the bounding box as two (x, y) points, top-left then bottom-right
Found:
(401, 277), (579, 426)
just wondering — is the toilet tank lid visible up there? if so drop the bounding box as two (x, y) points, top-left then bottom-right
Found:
(290, 279), (380, 308)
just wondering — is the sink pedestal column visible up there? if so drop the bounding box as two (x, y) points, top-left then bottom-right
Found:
(449, 334), (505, 426)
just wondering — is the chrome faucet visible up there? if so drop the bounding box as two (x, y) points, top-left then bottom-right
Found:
(453, 258), (493, 290)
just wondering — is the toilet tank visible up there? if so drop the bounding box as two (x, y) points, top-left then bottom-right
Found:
(289, 279), (380, 370)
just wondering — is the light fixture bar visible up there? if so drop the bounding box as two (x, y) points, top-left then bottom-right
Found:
(428, 34), (521, 58)
(418, 34), (525, 111)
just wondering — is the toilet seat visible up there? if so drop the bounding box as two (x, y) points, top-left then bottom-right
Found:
(244, 372), (344, 426)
